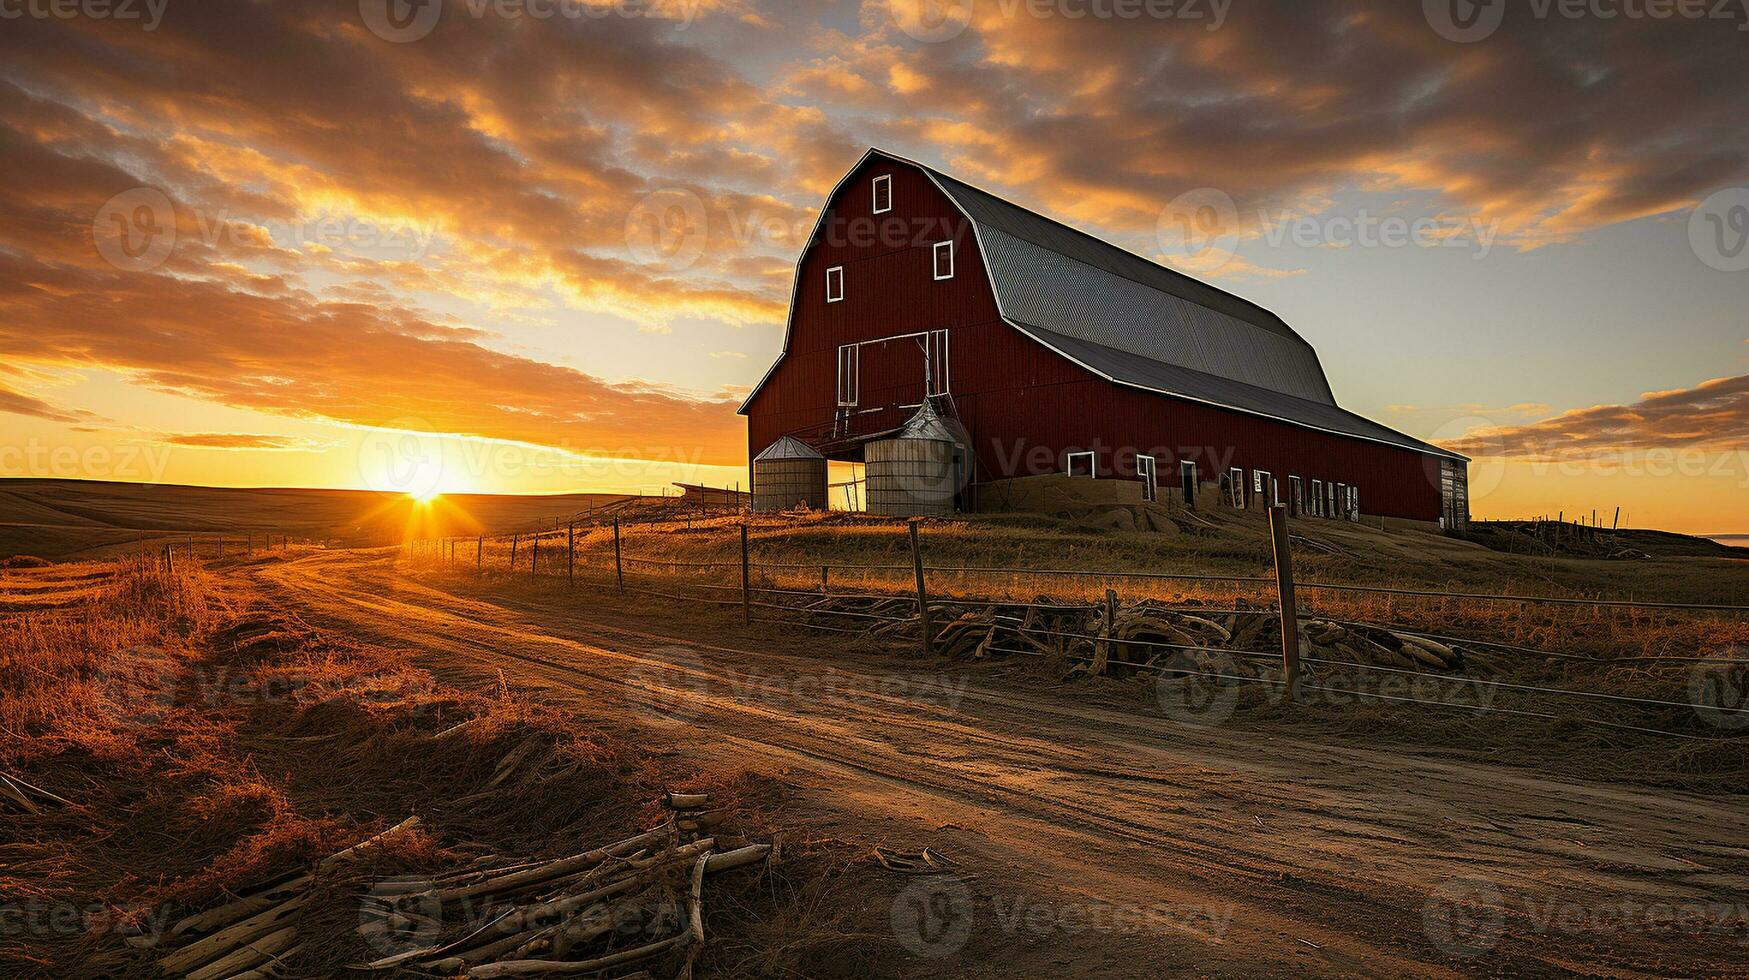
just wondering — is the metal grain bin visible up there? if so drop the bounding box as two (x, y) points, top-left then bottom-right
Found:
(751, 436), (827, 512)
(865, 401), (966, 518)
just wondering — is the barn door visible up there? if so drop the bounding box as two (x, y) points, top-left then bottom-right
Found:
(857, 333), (928, 411)
(1180, 461), (1198, 507)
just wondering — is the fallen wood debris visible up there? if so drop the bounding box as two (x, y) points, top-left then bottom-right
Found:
(140, 792), (770, 979)
(872, 846), (959, 874)
(774, 594), (1492, 683)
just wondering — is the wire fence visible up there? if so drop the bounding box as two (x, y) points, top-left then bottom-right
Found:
(408, 509), (1749, 741)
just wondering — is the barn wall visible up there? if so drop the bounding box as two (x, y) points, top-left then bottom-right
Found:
(744, 156), (1448, 522)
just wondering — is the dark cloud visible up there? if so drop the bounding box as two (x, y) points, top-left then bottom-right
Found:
(1441, 375), (1749, 459)
(850, 0), (1749, 242)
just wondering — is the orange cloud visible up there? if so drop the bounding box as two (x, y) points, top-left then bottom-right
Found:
(1442, 376), (1749, 460)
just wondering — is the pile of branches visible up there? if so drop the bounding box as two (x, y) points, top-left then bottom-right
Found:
(138, 816), (426, 979)
(790, 593), (1490, 681)
(141, 794), (771, 979)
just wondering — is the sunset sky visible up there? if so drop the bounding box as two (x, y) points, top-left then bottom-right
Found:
(1, 1), (1745, 532)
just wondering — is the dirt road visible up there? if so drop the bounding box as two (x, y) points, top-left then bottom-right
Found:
(255, 549), (1749, 977)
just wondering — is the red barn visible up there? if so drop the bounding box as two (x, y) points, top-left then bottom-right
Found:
(739, 149), (1470, 527)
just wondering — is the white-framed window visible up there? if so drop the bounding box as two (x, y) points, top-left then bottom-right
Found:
(1330, 482), (1342, 519)
(1289, 476), (1303, 516)
(1227, 467), (1245, 508)
(1310, 479), (1324, 517)
(1179, 460), (1199, 506)
(836, 344), (859, 406)
(1253, 470), (1271, 508)
(1136, 454), (1157, 502)
(872, 174), (892, 214)
(932, 240), (954, 280)
(1066, 451), (1096, 478)
(1348, 486), (1360, 521)
(825, 265), (844, 303)
(925, 329), (949, 395)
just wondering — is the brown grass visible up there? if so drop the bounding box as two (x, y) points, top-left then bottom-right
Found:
(0, 555), (829, 977)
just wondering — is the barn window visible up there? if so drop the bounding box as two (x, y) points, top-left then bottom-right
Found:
(1227, 467), (1245, 508)
(1330, 482), (1342, 519)
(872, 174), (892, 214)
(1310, 479), (1324, 517)
(1348, 486), (1360, 521)
(1066, 451), (1096, 478)
(1135, 455), (1158, 502)
(825, 265), (844, 303)
(925, 330), (949, 395)
(933, 240), (954, 280)
(1289, 476), (1303, 516)
(836, 344), (859, 406)
(1252, 470), (1271, 508)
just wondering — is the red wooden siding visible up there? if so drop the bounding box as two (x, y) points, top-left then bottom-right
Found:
(744, 158), (1447, 522)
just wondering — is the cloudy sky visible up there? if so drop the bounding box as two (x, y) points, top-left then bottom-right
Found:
(1, 0), (1745, 531)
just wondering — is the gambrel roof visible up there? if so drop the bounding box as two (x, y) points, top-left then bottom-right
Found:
(741, 149), (1465, 462)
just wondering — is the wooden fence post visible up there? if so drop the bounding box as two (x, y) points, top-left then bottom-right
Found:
(612, 520), (624, 593)
(1267, 505), (1300, 702)
(531, 535), (539, 579)
(910, 521), (933, 656)
(567, 522), (575, 587)
(739, 523), (751, 625)
(477, 535), (483, 573)
(1092, 588), (1116, 674)
(821, 564), (829, 596)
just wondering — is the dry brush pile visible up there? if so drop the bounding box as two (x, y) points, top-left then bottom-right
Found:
(792, 593), (1489, 681)
(133, 793), (772, 979)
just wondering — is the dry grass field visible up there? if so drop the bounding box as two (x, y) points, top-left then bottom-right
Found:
(5, 483), (1749, 977)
